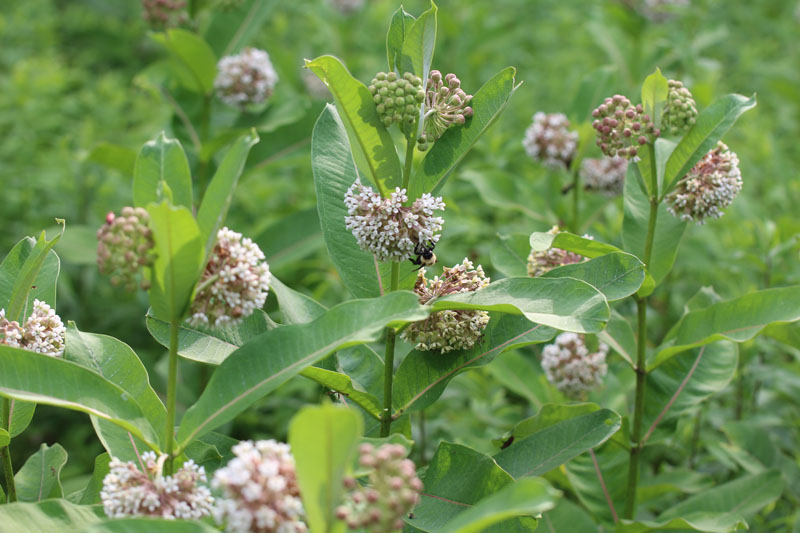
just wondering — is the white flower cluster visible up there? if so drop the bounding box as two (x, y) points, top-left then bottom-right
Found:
(527, 226), (588, 277)
(665, 142), (742, 224)
(215, 48), (278, 109)
(522, 112), (578, 170)
(401, 258), (490, 353)
(0, 300), (65, 357)
(212, 440), (307, 533)
(189, 227), (271, 328)
(541, 332), (608, 398)
(336, 444), (422, 532)
(101, 452), (213, 520)
(580, 156), (628, 196)
(344, 181), (445, 263)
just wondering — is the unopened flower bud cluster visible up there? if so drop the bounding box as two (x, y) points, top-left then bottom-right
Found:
(97, 207), (155, 292)
(336, 444), (422, 532)
(527, 227), (588, 277)
(189, 227), (271, 328)
(344, 181), (445, 263)
(580, 156), (628, 196)
(541, 332), (608, 398)
(101, 452), (213, 520)
(215, 48), (278, 109)
(141, 0), (188, 30)
(592, 95), (660, 159)
(665, 141), (742, 224)
(401, 259), (490, 353)
(213, 440), (307, 533)
(662, 80), (698, 136)
(418, 71), (473, 151)
(369, 72), (424, 133)
(0, 300), (65, 357)
(522, 112), (578, 170)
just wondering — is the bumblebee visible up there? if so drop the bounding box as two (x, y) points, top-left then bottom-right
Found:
(410, 240), (437, 270)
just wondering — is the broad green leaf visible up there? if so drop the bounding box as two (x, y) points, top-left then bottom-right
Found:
(305, 57), (402, 193)
(599, 311), (637, 368)
(507, 403), (605, 442)
(256, 208), (324, 273)
(8, 400), (35, 438)
(542, 252), (645, 302)
(311, 104), (415, 297)
(133, 133), (193, 210)
(653, 137), (677, 196)
(386, 6), (416, 72)
(0, 345), (159, 448)
(289, 404), (362, 533)
(270, 277), (327, 325)
(146, 202), (205, 323)
(640, 68), (669, 129)
(78, 453), (111, 505)
(204, 0), (276, 56)
(617, 514), (747, 532)
(392, 314), (557, 415)
(490, 233), (530, 278)
(0, 230), (62, 322)
(564, 441), (628, 525)
(87, 143), (137, 177)
(337, 344), (385, 403)
(0, 428), (8, 447)
(300, 367), (382, 420)
(86, 519), (219, 533)
(432, 277), (610, 334)
(410, 67), (519, 198)
(485, 351), (546, 409)
(14, 443), (67, 502)
(176, 292), (428, 448)
(663, 94), (756, 193)
(651, 286), (800, 368)
(659, 470), (783, 521)
(494, 409), (621, 478)
(540, 499), (598, 533)
(196, 129), (259, 256)
(152, 29), (217, 94)
(529, 230), (623, 259)
(398, 1), (437, 82)
(0, 500), (104, 531)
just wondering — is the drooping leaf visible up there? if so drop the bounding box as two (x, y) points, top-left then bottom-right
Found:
(132, 132), (193, 210)
(490, 233), (531, 278)
(0, 500), (104, 531)
(386, 6), (416, 72)
(0, 230), (62, 322)
(398, 1), (437, 82)
(564, 440), (628, 525)
(78, 453), (111, 505)
(14, 443), (67, 502)
(529, 230), (623, 259)
(542, 252), (645, 302)
(300, 367), (382, 420)
(7, 400), (35, 438)
(507, 403), (606, 442)
(151, 29), (217, 94)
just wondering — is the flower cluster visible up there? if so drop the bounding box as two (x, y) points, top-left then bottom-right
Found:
(369, 72), (425, 133)
(541, 333), (608, 398)
(592, 95), (660, 159)
(0, 300), (65, 357)
(344, 181), (445, 263)
(527, 227), (587, 277)
(141, 0), (188, 30)
(401, 259), (490, 353)
(215, 48), (278, 109)
(662, 79), (698, 136)
(336, 444), (422, 532)
(213, 440), (307, 533)
(580, 156), (628, 196)
(522, 112), (578, 170)
(418, 71), (473, 151)
(189, 227), (271, 328)
(101, 452), (213, 520)
(97, 207), (155, 292)
(665, 142), (742, 224)
(330, 0), (365, 15)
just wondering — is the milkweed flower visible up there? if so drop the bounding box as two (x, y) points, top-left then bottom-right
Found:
(0, 300), (65, 357)
(189, 227), (271, 328)
(541, 333), (608, 398)
(522, 112), (578, 170)
(336, 444), (422, 532)
(417, 71), (473, 151)
(592, 94), (660, 158)
(369, 72), (425, 134)
(101, 452), (213, 519)
(141, 0), (188, 30)
(215, 48), (278, 109)
(662, 79), (698, 136)
(344, 181), (445, 263)
(401, 259), (490, 353)
(97, 207), (155, 292)
(580, 156), (628, 196)
(665, 142), (742, 223)
(212, 440), (307, 533)
(527, 226), (588, 277)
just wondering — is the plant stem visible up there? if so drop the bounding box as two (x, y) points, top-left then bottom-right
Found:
(380, 263), (400, 437)
(402, 134), (415, 190)
(1, 398), (16, 503)
(164, 320), (180, 475)
(571, 166), (580, 233)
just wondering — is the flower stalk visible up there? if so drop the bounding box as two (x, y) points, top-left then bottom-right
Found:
(164, 319), (179, 476)
(1, 398), (16, 503)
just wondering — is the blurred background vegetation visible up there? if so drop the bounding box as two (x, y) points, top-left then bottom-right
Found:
(2, 0), (800, 523)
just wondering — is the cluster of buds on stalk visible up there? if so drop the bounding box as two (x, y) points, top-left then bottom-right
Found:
(344, 181), (445, 263)
(97, 207), (155, 292)
(215, 48), (278, 109)
(592, 95), (660, 159)
(141, 0), (188, 30)
(541, 332), (608, 399)
(212, 440), (307, 533)
(336, 444), (422, 532)
(189, 227), (271, 328)
(369, 72), (425, 134)
(665, 141), (742, 223)
(0, 300), (66, 357)
(580, 156), (628, 196)
(527, 226), (588, 277)
(101, 452), (213, 519)
(417, 71), (473, 151)
(401, 259), (490, 353)
(522, 112), (579, 170)
(662, 79), (698, 136)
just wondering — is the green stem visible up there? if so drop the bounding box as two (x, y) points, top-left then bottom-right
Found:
(402, 133), (415, 191)
(571, 166), (580, 233)
(164, 320), (180, 476)
(380, 263), (400, 437)
(1, 398), (16, 503)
